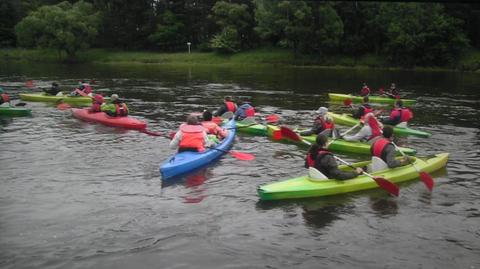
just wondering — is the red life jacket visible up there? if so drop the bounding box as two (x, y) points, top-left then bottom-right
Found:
(115, 103), (128, 117)
(371, 138), (391, 158)
(360, 105), (373, 121)
(201, 121), (218, 135)
(179, 124), (206, 152)
(82, 84), (93, 94)
(315, 117), (334, 130)
(90, 103), (102, 112)
(368, 116), (382, 140)
(400, 108), (413, 122)
(1, 93), (10, 103)
(306, 150), (331, 168)
(245, 106), (255, 117)
(360, 87), (370, 96)
(225, 101), (236, 112)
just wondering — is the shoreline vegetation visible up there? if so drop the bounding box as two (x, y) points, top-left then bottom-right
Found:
(1, 48), (479, 72)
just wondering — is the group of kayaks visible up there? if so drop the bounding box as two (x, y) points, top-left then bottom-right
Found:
(14, 91), (449, 201)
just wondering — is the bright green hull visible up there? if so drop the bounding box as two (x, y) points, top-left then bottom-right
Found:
(0, 106), (32, 117)
(235, 121), (268, 135)
(258, 153), (449, 200)
(328, 93), (416, 106)
(329, 112), (431, 138)
(19, 93), (93, 105)
(266, 125), (416, 156)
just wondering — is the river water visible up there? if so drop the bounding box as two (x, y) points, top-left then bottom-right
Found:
(1, 62), (479, 269)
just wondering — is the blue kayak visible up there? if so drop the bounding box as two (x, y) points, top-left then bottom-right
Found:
(160, 119), (236, 180)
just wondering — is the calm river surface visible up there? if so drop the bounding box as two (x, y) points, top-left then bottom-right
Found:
(1, 62), (479, 269)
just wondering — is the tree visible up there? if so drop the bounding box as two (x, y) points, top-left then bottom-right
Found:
(314, 3), (343, 55)
(148, 10), (186, 51)
(209, 1), (253, 53)
(15, 1), (100, 60)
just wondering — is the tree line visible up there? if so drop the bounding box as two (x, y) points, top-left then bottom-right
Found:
(1, 0), (479, 67)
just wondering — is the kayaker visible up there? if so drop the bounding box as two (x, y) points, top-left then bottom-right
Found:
(305, 134), (363, 179)
(381, 100), (413, 126)
(343, 112), (383, 142)
(299, 107), (338, 137)
(70, 81), (93, 96)
(214, 96), (237, 117)
(385, 83), (399, 99)
(89, 94), (104, 113)
(43, 82), (62, 96)
(352, 96), (373, 119)
(370, 126), (413, 168)
(170, 115), (212, 152)
(101, 94), (129, 117)
(0, 87), (10, 106)
(234, 98), (255, 120)
(360, 82), (370, 96)
(201, 110), (228, 139)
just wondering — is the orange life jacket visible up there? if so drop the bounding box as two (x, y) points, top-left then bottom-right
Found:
(179, 124), (206, 152)
(245, 106), (255, 117)
(368, 116), (382, 140)
(202, 121), (218, 135)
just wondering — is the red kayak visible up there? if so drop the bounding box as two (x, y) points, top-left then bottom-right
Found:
(71, 108), (147, 130)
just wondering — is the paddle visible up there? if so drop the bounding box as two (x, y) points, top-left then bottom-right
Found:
(343, 98), (353, 107)
(391, 142), (434, 191)
(14, 102), (27, 107)
(208, 147), (255, 161)
(280, 124), (359, 146)
(333, 155), (400, 197)
(265, 114), (280, 124)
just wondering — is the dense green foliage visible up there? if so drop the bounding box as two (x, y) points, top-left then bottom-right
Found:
(14, 1), (99, 59)
(1, 0), (479, 68)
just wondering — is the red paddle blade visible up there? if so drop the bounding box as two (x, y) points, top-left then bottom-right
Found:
(343, 99), (352, 106)
(212, 117), (223, 125)
(169, 131), (176, 139)
(372, 176), (400, 197)
(57, 103), (71, 110)
(265, 114), (279, 123)
(229, 151), (255, 161)
(419, 171), (434, 191)
(280, 126), (301, 142)
(272, 130), (282, 140)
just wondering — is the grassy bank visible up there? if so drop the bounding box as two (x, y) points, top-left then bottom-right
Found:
(1, 47), (479, 72)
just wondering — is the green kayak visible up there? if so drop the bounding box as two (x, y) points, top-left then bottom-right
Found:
(235, 121), (269, 135)
(0, 106), (32, 117)
(19, 93), (93, 105)
(258, 153), (448, 200)
(266, 125), (416, 156)
(328, 93), (416, 106)
(328, 112), (431, 138)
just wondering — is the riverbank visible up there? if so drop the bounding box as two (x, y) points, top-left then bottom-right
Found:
(1, 48), (479, 72)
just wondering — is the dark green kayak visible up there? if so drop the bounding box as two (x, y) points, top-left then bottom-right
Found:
(0, 106), (32, 117)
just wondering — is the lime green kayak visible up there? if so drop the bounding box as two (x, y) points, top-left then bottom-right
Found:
(0, 106), (32, 117)
(328, 93), (416, 106)
(328, 112), (431, 138)
(266, 125), (416, 156)
(235, 121), (269, 135)
(258, 153), (448, 200)
(19, 93), (93, 105)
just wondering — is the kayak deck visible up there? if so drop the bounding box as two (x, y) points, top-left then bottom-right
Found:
(20, 93), (96, 105)
(71, 108), (147, 130)
(329, 112), (431, 138)
(258, 153), (448, 200)
(328, 93), (416, 106)
(160, 118), (236, 180)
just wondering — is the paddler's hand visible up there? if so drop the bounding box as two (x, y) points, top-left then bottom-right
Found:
(355, 167), (364, 175)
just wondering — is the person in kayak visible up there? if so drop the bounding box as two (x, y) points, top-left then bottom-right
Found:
(89, 94), (104, 113)
(170, 115), (212, 152)
(352, 96), (373, 119)
(201, 110), (228, 139)
(0, 88), (10, 106)
(305, 134), (363, 179)
(299, 107), (338, 137)
(101, 94), (129, 117)
(381, 100), (413, 126)
(70, 81), (93, 96)
(214, 96), (237, 117)
(43, 82), (62, 96)
(343, 112), (383, 142)
(370, 126), (413, 168)
(360, 82), (370, 96)
(385, 83), (399, 98)
(234, 98), (255, 120)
